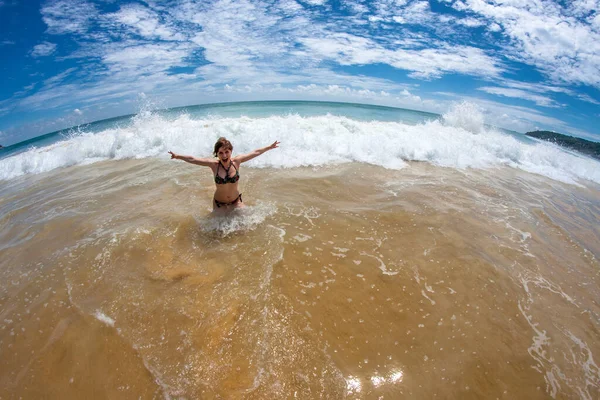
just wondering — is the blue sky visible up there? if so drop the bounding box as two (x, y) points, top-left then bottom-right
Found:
(1, 0), (599, 146)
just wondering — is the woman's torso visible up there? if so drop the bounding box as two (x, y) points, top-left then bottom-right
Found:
(212, 160), (240, 202)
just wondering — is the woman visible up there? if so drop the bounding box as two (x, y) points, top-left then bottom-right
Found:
(168, 137), (279, 211)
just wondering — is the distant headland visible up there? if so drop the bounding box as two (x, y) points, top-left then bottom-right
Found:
(526, 131), (600, 160)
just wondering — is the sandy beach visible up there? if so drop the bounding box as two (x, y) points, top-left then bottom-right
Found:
(1, 158), (598, 398)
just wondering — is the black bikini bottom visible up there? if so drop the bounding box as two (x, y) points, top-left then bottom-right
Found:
(214, 193), (242, 208)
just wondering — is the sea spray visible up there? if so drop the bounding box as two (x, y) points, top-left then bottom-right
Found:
(1, 102), (599, 185)
(442, 101), (486, 134)
(197, 202), (277, 237)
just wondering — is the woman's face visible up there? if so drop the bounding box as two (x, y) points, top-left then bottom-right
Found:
(217, 147), (232, 162)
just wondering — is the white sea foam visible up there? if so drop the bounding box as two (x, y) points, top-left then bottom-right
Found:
(1, 104), (599, 185)
(94, 310), (115, 327)
(197, 202), (276, 237)
(442, 101), (485, 134)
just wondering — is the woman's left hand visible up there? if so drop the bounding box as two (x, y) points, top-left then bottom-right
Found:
(268, 141), (280, 150)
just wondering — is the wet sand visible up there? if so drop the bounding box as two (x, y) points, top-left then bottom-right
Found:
(1, 160), (599, 399)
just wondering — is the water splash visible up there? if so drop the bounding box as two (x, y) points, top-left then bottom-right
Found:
(197, 202), (276, 237)
(442, 101), (486, 134)
(1, 105), (599, 185)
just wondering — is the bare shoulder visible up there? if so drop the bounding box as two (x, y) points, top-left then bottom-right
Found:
(205, 159), (219, 171)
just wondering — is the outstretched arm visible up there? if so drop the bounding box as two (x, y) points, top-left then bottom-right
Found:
(168, 151), (215, 167)
(234, 141), (280, 163)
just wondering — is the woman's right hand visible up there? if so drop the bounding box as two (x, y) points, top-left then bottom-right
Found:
(168, 151), (178, 159)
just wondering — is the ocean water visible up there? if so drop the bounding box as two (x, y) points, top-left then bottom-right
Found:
(0, 101), (599, 399)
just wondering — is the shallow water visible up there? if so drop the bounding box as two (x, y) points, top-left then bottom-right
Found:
(1, 159), (599, 399)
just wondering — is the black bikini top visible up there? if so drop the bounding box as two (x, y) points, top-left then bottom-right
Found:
(214, 161), (240, 185)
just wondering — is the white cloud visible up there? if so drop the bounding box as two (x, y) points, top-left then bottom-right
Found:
(488, 22), (501, 32)
(478, 86), (561, 108)
(73, 108), (82, 115)
(575, 93), (600, 105)
(490, 79), (600, 106)
(392, 0), (435, 25)
(497, 79), (573, 95)
(41, 0), (98, 35)
(568, 0), (600, 18)
(455, 17), (484, 27)
(303, 0), (328, 5)
(30, 41), (57, 57)
(102, 43), (192, 74)
(301, 33), (504, 79)
(106, 3), (185, 41)
(447, 0), (600, 88)
(372, 0), (410, 17)
(43, 68), (77, 88)
(341, 0), (369, 14)
(18, 84), (78, 110)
